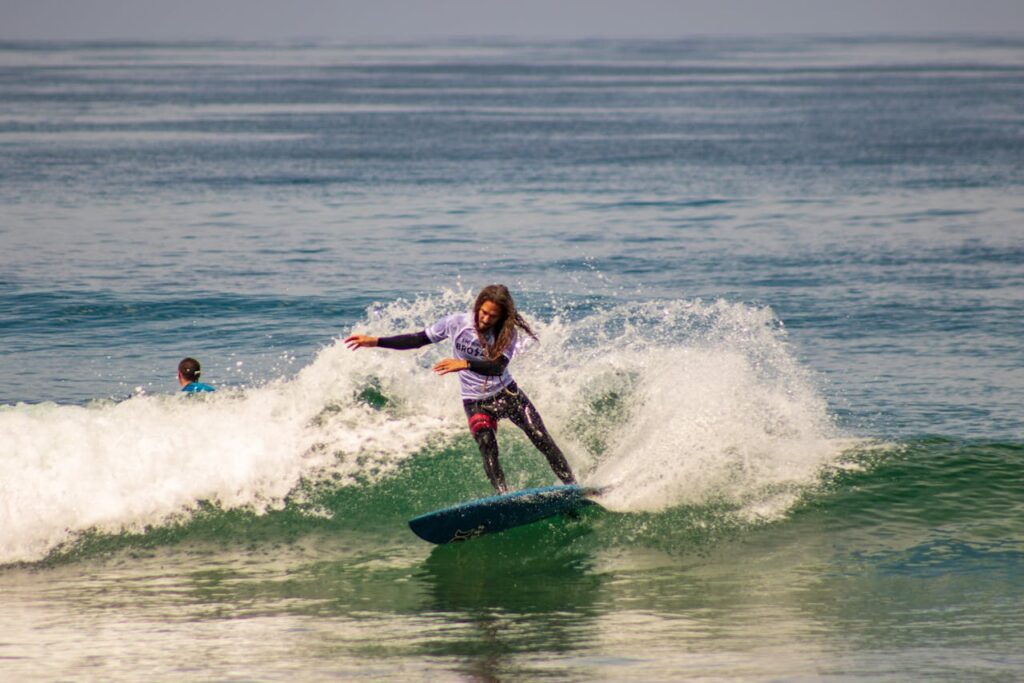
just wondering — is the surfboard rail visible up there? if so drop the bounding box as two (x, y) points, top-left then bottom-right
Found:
(408, 484), (603, 544)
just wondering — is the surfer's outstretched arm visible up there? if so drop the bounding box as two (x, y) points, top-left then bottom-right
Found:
(345, 331), (432, 350)
(346, 331), (500, 377)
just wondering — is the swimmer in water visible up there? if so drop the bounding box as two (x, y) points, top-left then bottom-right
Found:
(178, 357), (215, 393)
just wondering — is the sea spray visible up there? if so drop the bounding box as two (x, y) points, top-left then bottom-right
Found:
(329, 293), (848, 520)
(514, 298), (846, 520)
(0, 291), (848, 564)
(0, 350), (457, 565)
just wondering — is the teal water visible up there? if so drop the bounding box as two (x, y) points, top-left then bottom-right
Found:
(6, 439), (1022, 680)
(1, 36), (1023, 680)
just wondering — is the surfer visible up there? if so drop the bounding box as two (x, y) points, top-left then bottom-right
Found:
(178, 357), (215, 393)
(345, 284), (577, 493)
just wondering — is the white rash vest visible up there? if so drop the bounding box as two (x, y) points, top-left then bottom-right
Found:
(425, 312), (517, 400)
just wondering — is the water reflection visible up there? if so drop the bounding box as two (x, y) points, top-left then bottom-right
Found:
(413, 522), (605, 680)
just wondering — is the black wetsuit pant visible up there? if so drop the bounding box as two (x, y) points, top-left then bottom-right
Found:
(462, 382), (577, 493)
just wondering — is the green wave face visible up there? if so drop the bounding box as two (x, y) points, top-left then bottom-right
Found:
(9, 296), (1021, 575)
(43, 437), (1024, 576)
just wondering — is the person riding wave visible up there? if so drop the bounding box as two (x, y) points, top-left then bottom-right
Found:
(345, 285), (577, 493)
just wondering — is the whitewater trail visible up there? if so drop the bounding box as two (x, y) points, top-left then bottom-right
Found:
(0, 291), (850, 563)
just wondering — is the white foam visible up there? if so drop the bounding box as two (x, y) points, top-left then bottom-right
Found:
(0, 298), (466, 563)
(0, 292), (848, 563)
(509, 298), (848, 520)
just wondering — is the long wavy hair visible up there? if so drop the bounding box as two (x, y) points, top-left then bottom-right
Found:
(473, 284), (537, 360)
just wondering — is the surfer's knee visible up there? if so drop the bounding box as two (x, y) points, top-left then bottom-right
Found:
(519, 421), (555, 450)
(468, 412), (497, 436)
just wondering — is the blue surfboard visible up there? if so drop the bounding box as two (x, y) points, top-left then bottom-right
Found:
(408, 485), (601, 544)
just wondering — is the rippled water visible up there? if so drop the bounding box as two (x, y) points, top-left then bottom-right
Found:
(1, 36), (1022, 680)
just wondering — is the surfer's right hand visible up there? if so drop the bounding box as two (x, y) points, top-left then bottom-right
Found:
(344, 334), (378, 350)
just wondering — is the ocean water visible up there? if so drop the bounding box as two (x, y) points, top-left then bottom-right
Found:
(1, 36), (1022, 681)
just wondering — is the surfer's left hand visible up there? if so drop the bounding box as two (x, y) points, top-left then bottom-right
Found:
(433, 358), (469, 375)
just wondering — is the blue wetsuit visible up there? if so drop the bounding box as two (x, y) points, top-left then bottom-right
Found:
(181, 382), (216, 393)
